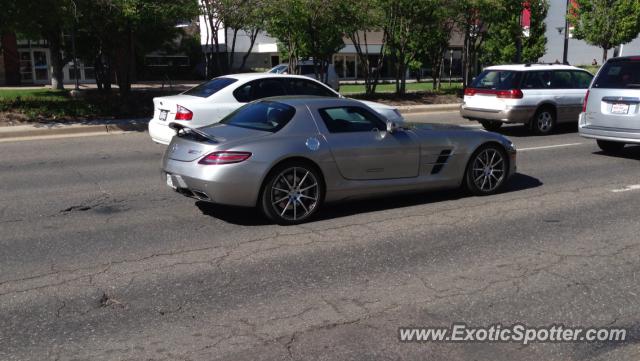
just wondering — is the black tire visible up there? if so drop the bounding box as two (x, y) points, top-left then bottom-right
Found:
(530, 107), (556, 135)
(259, 161), (324, 225)
(597, 139), (625, 153)
(465, 144), (509, 196)
(480, 120), (503, 132)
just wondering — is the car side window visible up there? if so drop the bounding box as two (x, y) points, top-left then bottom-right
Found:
(319, 106), (386, 133)
(286, 79), (337, 97)
(233, 79), (287, 103)
(571, 71), (593, 89)
(550, 71), (574, 89)
(522, 71), (551, 89)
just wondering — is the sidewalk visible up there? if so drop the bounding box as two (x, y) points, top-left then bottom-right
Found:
(0, 103), (460, 142)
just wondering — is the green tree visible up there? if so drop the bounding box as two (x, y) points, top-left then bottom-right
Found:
(569, 0), (640, 63)
(76, 0), (199, 95)
(340, 0), (386, 95)
(481, 0), (549, 65)
(382, 0), (444, 95)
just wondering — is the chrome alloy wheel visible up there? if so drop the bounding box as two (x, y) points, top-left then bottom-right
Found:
(471, 148), (506, 193)
(270, 167), (319, 221)
(536, 111), (553, 133)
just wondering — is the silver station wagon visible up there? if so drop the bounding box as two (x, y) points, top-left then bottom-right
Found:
(461, 64), (593, 134)
(579, 56), (640, 153)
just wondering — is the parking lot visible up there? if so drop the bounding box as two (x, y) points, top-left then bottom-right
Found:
(1, 111), (640, 360)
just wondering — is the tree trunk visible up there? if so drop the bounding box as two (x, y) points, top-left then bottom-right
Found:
(239, 28), (259, 71)
(48, 32), (65, 90)
(602, 47), (608, 63)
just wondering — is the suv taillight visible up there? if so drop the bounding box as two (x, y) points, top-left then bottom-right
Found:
(464, 88), (477, 96)
(175, 105), (193, 121)
(582, 90), (590, 113)
(198, 151), (252, 165)
(496, 89), (523, 99)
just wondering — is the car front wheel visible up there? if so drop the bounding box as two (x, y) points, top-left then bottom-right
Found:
(597, 140), (625, 153)
(260, 162), (323, 225)
(465, 145), (508, 196)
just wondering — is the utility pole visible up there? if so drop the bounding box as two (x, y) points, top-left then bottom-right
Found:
(71, 0), (80, 91)
(562, 0), (570, 64)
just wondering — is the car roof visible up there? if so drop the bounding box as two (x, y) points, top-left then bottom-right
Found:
(484, 64), (585, 71)
(222, 73), (332, 82)
(259, 96), (360, 107)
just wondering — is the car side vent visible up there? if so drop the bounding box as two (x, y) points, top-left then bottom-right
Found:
(431, 149), (452, 175)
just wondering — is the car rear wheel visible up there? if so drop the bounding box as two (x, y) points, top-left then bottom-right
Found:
(531, 107), (556, 135)
(597, 140), (626, 153)
(260, 162), (323, 225)
(480, 120), (503, 132)
(465, 144), (508, 196)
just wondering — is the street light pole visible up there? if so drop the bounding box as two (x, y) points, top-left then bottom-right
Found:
(562, 0), (570, 64)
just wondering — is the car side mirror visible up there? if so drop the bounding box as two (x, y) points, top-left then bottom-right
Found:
(386, 120), (399, 133)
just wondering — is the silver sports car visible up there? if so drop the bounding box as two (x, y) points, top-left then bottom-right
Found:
(162, 97), (517, 224)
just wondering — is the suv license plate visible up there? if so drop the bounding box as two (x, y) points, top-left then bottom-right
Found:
(611, 103), (629, 114)
(159, 110), (168, 121)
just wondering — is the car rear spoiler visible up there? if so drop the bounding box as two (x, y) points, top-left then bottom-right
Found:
(169, 122), (220, 143)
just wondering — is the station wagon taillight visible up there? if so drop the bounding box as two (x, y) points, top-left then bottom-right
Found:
(175, 105), (193, 121)
(582, 90), (590, 112)
(464, 88), (523, 99)
(198, 151), (252, 165)
(496, 89), (523, 99)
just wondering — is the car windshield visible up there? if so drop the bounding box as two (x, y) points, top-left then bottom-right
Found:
(471, 70), (520, 90)
(593, 59), (640, 89)
(183, 77), (237, 98)
(216, 101), (296, 132)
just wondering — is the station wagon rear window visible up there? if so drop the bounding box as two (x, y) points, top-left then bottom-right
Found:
(216, 101), (295, 132)
(593, 60), (640, 89)
(183, 77), (237, 98)
(471, 70), (521, 90)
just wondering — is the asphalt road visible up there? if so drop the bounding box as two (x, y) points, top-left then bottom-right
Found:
(1, 112), (640, 361)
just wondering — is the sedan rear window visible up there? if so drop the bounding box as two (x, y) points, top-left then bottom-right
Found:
(593, 60), (640, 89)
(471, 70), (521, 90)
(216, 101), (295, 132)
(183, 77), (237, 98)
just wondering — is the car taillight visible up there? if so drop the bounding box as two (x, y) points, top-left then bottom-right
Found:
(175, 105), (193, 120)
(496, 89), (523, 99)
(198, 151), (252, 165)
(464, 88), (477, 96)
(582, 90), (590, 112)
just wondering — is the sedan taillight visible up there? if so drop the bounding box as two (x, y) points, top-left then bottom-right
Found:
(496, 89), (523, 99)
(175, 104), (193, 120)
(198, 151), (252, 165)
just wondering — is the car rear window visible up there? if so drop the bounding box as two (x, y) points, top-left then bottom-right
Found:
(471, 70), (521, 90)
(183, 77), (237, 98)
(216, 101), (295, 132)
(593, 59), (640, 89)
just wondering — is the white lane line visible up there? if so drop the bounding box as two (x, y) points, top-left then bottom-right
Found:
(518, 142), (585, 152)
(611, 185), (640, 193)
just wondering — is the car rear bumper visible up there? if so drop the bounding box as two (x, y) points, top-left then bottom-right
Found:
(149, 120), (174, 145)
(579, 124), (640, 144)
(162, 157), (267, 207)
(460, 105), (535, 124)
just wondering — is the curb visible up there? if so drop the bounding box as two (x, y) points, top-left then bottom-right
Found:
(397, 103), (461, 115)
(0, 120), (149, 141)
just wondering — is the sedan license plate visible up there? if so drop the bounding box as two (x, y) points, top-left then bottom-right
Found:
(159, 110), (168, 121)
(611, 103), (630, 114)
(166, 174), (176, 189)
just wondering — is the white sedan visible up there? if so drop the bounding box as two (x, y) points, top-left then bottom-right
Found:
(148, 73), (404, 145)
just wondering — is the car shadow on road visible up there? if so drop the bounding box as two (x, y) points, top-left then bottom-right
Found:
(592, 145), (640, 160)
(494, 123), (578, 138)
(195, 173), (542, 226)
